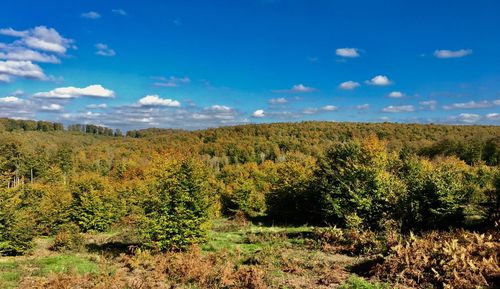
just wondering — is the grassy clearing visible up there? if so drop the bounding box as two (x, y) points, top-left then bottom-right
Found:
(0, 219), (392, 288)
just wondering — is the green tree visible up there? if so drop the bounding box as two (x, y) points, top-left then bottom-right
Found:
(140, 158), (211, 251)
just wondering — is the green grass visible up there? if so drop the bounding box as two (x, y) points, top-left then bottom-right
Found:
(34, 254), (99, 276)
(0, 254), (99, 288)
(202, 219), (313, 254)
(338, 276), (391, 289)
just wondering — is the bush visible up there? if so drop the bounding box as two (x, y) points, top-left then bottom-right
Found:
(0, 188), (35, 255)
(50, 223), (85, 252)
(140, 158), (211, 251)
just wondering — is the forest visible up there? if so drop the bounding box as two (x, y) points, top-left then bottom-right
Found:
(0, 117), (499, 289)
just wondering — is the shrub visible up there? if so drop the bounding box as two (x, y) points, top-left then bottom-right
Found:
(140, 158), (211, 251)
(50, 223), (85, 252)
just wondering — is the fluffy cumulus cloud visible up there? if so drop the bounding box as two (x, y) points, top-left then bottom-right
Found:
(335, 48), (360, 58)
(273, 84), (315, 93)
(95, 43), (116, 57)
(0, 60), (46, 82)
(434, 49), (472, 58)
(388, 91), (404, 98)
(153, 76), (191, 87)
(34, 85), (115, 99)
(0, 26), (73, 82)
(339, 80), (360, 90)
(382, 105), (415, 113)
(366, 75), (392, 86)
(81, 11), (101, 19)
(138, 95), (181, 107)
(252, 109), (265, 118)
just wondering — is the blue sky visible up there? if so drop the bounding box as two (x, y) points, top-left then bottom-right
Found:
(1, 0), (499, 130)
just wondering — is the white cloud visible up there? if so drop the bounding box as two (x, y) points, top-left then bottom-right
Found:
(40, 103), (63, 111)
(268, 97), (288, 104)
(388, 91), (404, 98)
(419, 100), (437, 110)
(0, 28), (28, 37)
(274, 84), (315, 93)
(486, 113), (500, 121)
(138, 95), (181, 107)
(443, 100), (494, 110)
(34, 84), (115, 99)
(336, 48), (360, 58)
(0, 74), (11, 82)
(0, 60), (46, 80)
(434, 49), (472, 58)
(86, 103), (107, 109)
(10, 26), (74, 54)
(339, 80), (360, 90)
(81, 11), (101, 19)
(0, 96), (25, 104)
(356, 104), (370, 110)
(252, 109), (265, 118)
(382, 105), (415, 113)
(455, 113), (480, 123)
(0, 47), (60, 63)
(112, 9), (127, 16)
(95, 43), (116, 57)
(153, 76), (191, 87)
(366, 75), (392, 86)
(321, 105), (337, 111)
(208, 105), (231, 112)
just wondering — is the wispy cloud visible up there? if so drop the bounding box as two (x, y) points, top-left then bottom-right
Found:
(419, 100), (437, 110)
(153, 76), (191, 87)
(112, 9), (127, 16)
(434, 49), (472, 58)
(95, 43), (116, 57)
(81, 11), (101, 19)
(382, 105), (415, 113)
(443, 100), (498, 110)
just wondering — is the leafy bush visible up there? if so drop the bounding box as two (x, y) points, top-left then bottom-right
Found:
(373, 231), (500, 289)
(0, 188), (35, 255)
(140, 158), (211, 251)
(50, 223), (85, 252)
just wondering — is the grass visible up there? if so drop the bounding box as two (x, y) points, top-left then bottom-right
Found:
(0, 254), (99, 288)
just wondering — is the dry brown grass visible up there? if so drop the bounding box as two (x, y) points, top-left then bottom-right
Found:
(373, 230), (500, 289)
